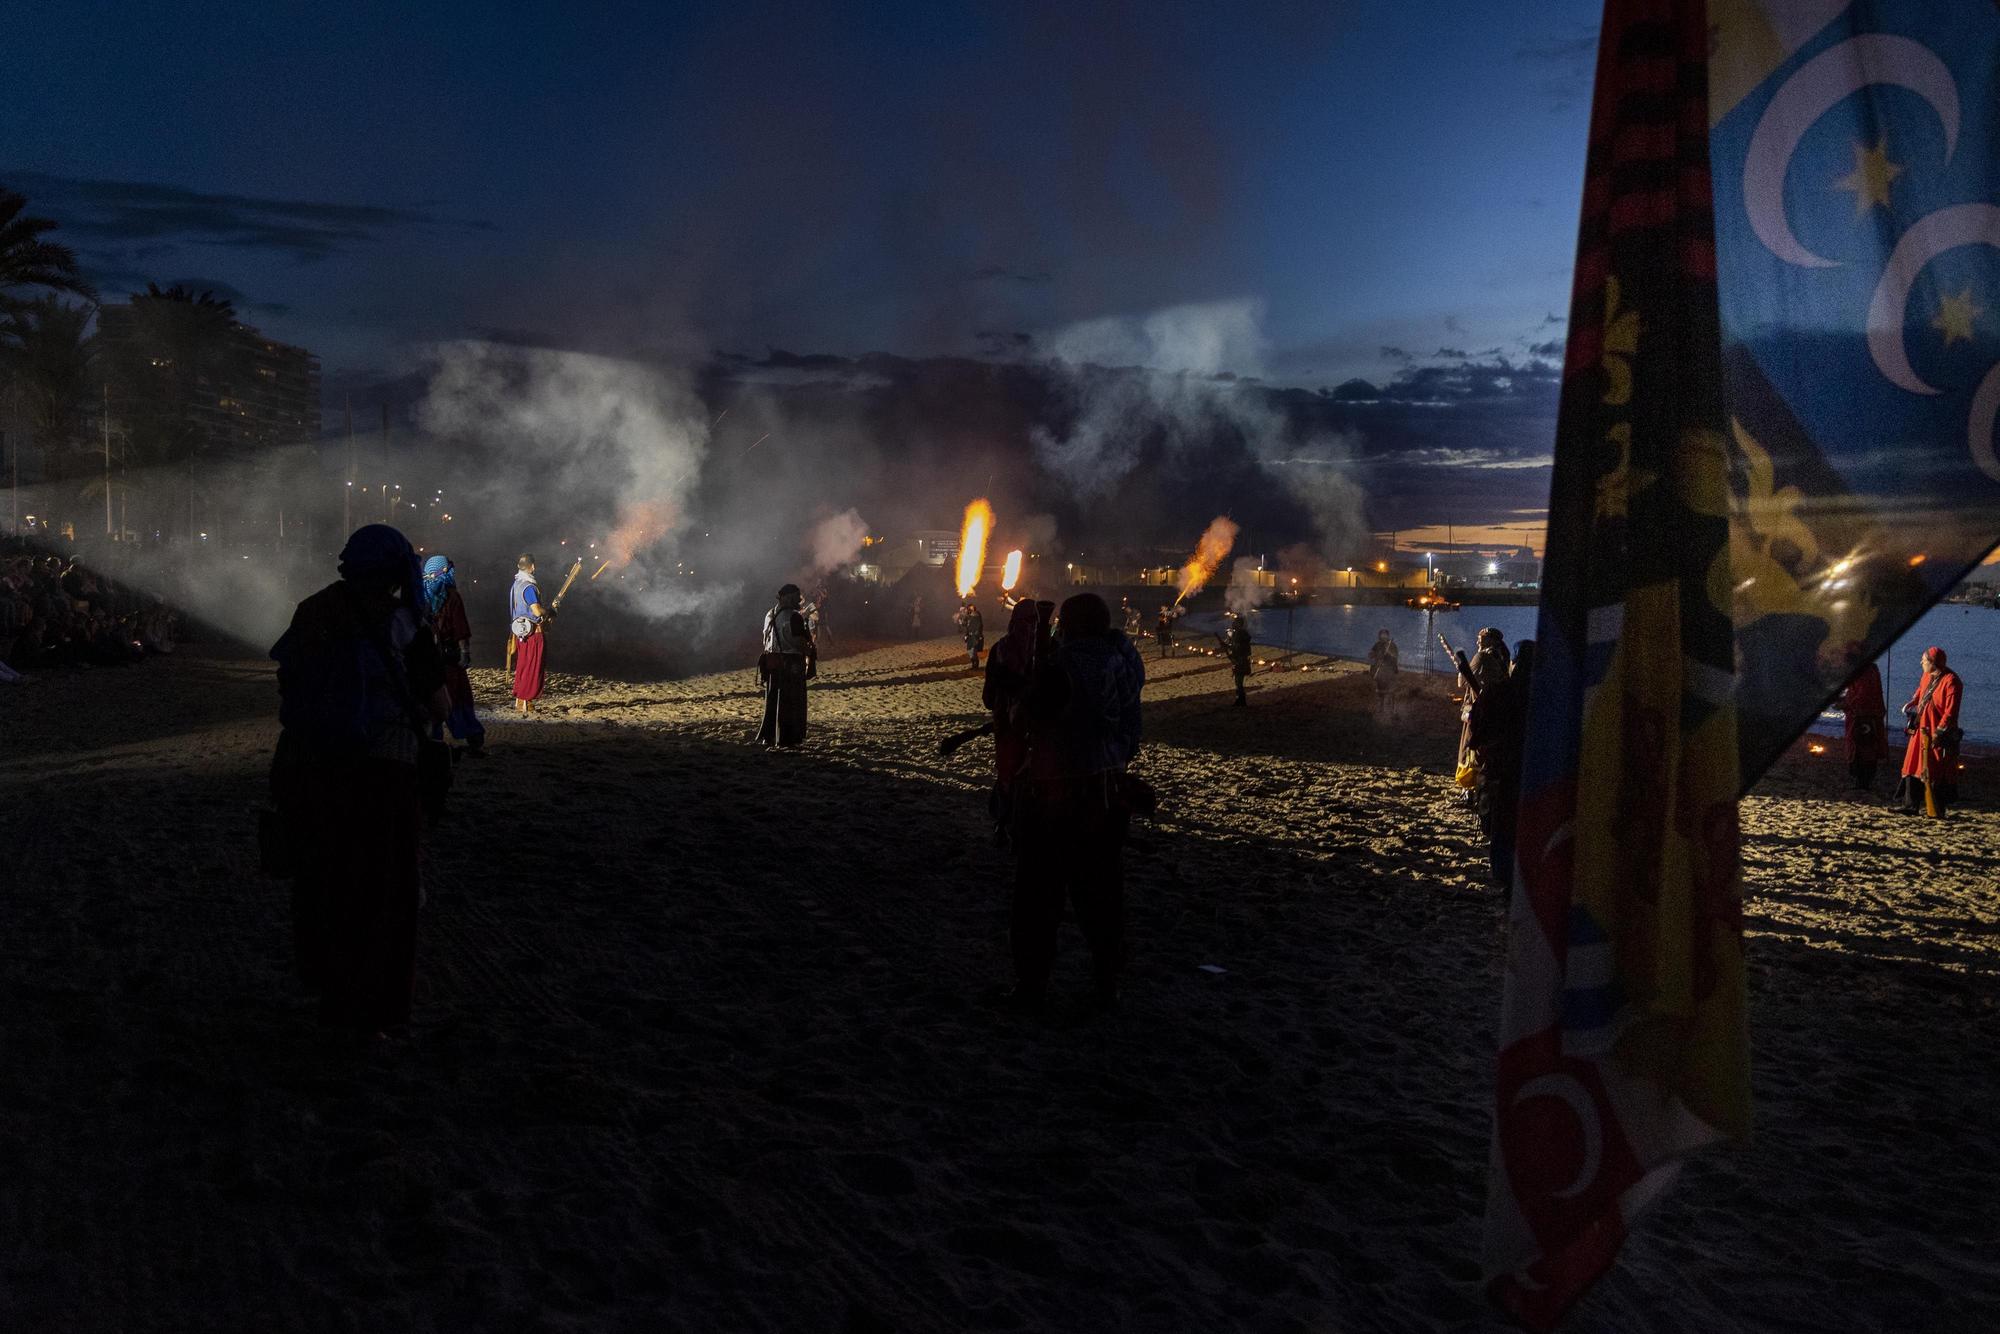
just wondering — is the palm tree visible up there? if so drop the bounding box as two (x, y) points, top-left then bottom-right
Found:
(0, 186), (95, 316)
(1, 297), (97, 477)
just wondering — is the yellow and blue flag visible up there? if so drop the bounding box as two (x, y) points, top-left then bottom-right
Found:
(1485, 0), (2000, 1325)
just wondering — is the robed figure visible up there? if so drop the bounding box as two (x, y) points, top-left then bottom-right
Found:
(423, 555), (485, 752)
(1896, 646), (1963, 817)
(759, 583), (817, 748)
(1839, 656), (1886, 790)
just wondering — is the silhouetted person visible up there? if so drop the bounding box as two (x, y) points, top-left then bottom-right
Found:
(1367, 629), (1400, 722)
(956, 601), (985, 669)
(1219, 612), (1253, 705)
(1468, 640), (1534, 897)
(269, 524), (447, 1037)
(1007, 593), (1145, 1016)
(1152, 606), (1175, 659)
(759, 583), (817, 748)
(983, 599), (1039, 844)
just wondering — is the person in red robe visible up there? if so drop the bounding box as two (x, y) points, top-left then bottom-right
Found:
(1839, 650), (1886, 790)
(1895, 645), (1963, 816)
(509, 554), (549, 713)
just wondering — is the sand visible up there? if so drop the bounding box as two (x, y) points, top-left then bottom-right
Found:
(3, 636), (1997, 1331)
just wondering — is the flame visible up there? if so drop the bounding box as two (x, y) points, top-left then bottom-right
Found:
(606, 500), (678, 569)
(1808, 742), (1827, 755)
(1173, 517), (1240, 605)
(957, 499), (994, 597)
(1001, 549), (1023, 591)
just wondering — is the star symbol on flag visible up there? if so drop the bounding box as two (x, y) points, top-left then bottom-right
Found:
(1834, 139), (1902, 216)
(1932, 289), (1981, 346)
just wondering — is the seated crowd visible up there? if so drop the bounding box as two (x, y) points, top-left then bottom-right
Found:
(0, 546), (181, 672)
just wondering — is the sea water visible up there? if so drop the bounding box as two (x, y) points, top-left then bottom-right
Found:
(1184, 602), (2000, 743)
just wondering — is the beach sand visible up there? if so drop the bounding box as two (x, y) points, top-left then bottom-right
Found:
(3, 637), (1997, 1331)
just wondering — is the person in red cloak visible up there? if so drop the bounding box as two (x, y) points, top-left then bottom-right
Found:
(1838, 646), (1886, 790)
(1895, 645), (1963, 816)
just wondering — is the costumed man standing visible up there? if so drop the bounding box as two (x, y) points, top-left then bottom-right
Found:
(423, 555), (485, 753)
(509, 553), (550, 714)
(957, 600), (986, 670)
(1220, 611), (1253, 706)
(1007, 593), (1145, 1017)
(1152, 606), (1175, 659)
(1467, 641), (1534, 898)
(759, 583), (817, 748)
(1895, 645), (1963, 817)
(1839, 647), (1887, 791)
(268, 524), (447, 1037)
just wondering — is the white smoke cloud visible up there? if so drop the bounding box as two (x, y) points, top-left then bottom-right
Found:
(1225, 555), (1267, 621)
(805, 507), (870, 574)
(1032, 299), (1368, 556)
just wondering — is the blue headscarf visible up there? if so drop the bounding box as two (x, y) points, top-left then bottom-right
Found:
(338, 524), (424, 614)
(422, 554), (455, 616)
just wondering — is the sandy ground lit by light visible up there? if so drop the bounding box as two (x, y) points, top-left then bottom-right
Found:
(3, 635), (1997, 1331)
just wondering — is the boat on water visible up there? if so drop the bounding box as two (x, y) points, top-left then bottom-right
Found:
(1405, 589), (1461, 611)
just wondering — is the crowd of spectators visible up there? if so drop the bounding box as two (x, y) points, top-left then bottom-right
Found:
(0, 543), (182, 675)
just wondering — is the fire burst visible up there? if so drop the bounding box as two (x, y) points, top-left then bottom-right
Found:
(1173, 517), (1240, 605)
(957, 499), (994, 597)
(606, 500), (678, 569)
(1000, 549), (1023, 592)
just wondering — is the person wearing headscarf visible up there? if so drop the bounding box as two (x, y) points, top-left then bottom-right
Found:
(268, 524), (447, 1037)
(758, 583), (817, 748)
(1838, 645), (1886, 791)
(509, 553), (550, 714)
(423, 554), (484, 753)
(982, 598), (1040, 842)
(1006, 592), (1146, 1017)
(1895, 645), (1963, 816)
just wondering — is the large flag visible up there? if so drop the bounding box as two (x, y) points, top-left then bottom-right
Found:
(1485, 0), (2000, 1325)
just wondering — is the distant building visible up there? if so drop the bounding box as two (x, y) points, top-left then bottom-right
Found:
(96, 302), (321, 457)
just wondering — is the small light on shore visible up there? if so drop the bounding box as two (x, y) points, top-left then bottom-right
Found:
(1808, 742), (1826, 755)
(1909, 553), (1928, 567)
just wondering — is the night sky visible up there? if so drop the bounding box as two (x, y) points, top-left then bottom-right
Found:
(4, 0), (1604, 550)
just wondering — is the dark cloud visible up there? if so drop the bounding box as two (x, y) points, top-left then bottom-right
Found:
(1443, 314), (1466, 335)
(1541, 312), (1566, 326)
(1435, 346), (1470, 359)
(1527, 338), (1565, 357)
(975, 329), (1034, 357)
(3, 169), (491, 264)
(1379, 345), (1413, 363)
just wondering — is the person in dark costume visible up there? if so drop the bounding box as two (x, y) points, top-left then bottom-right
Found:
(1006, 593), (1145, 1017)
(1839, 649), (1887, 791)
(1152, 606), (1176, 659)
(1895, 645), (1962, 816)
(1468, 640), (1534, 897)
(957, 600), (986, 670)
(1219, 612), (1253, 705)
(1448, 626), (1510, 803)
(982, 599), (1039, 844)
(758, 583), (817, 748)
(422, 554), (484, 753)
(269, 524), (447, 1037)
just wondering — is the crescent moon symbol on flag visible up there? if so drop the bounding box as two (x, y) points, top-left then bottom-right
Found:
(1513, 1074), (1605, 1201)
(1866, 203), (2000, 394)
(1743, 34), (1959, 269)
